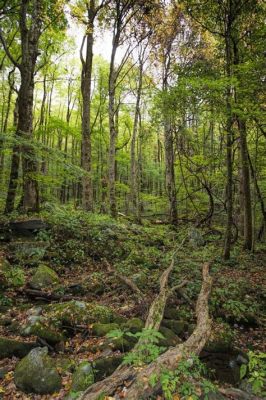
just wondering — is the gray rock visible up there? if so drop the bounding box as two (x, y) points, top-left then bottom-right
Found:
(71, 361), (94, 392)
(29, 264), (59, 289)
(14, 347), (62, 394)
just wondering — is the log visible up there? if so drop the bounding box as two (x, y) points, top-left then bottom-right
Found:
(20, 288), (81, 302)
(80, 262), (212, 400)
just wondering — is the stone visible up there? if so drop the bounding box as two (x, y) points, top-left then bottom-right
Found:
(71, 361), (94, 392)
(162, 319), (186, 336)
(8, 241), (47, 266)
(108, 336), (134, 352)
(124, 318), (144, 333)
(159, 327), (182, 347)
(91, 323), (119, 337)
(0, 337), (35, 359)
(93, 356), (123, 381)
(14, 347), (62, 394)
(22, 320), (65, 345)
(55, 357), (75, 373)
(164, 307), (180, 320)
(46, 300), (114, 327)
(29, 264), (59, 290)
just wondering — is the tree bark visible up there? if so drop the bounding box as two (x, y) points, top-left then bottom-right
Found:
(80, 3), (95, 212)
(80, 262), (212, 400)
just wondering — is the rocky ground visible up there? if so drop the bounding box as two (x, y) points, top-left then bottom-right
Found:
(0, 209), (265, 399)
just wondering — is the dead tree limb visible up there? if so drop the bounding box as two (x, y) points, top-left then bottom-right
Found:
(80, 263), (212, 400)
(104, 259), (144, 303)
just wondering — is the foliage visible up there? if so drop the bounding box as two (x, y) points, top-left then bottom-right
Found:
(149, 355), (217, 400)
(240, 351), (266, 396)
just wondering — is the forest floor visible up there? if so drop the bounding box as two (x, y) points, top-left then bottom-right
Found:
(0, 207), (265, 399)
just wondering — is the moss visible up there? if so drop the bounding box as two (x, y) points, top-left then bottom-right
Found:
(162, 319), (186, 336)
(93, 356), (123, 381)
(71, 361), (94, 392)
(29, 264), (59, 290)
(124, 318), (144, 333)
(91, 323), (119, 337)
(25, 321), (65, 345)
(164, 307), (180, 320)
(46, 300), (114, 327)
(159, 327), (182, 347)
(0, 337), (35, 359)
(14, 347), (62, 394)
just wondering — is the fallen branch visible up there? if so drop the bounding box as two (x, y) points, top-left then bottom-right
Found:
(20, 288), (81, 302)
(104, 259), (145, 303)
(80, 262), (212, 400)
(219, 387), (264, 400)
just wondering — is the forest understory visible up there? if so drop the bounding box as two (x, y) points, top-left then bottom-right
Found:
(0, 210), (265, 399)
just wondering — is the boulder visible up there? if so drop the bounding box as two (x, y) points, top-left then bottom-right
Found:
(164, 307), (180, 320)
(46, 300), (114, 327)
(22, 320), (65, 345)
(159, 327), (182, 347)
(8, 241), (47, 266)
(29, 264), (59, 289)
(93, 356), (123, 381)
(71, 361), (94, 392)
(91, 323), (119, 337)
(0, 337), (35, 359)
(124, 318), (144, 333)
(162, 319), (186, 336)
(14, 347), (62, 394)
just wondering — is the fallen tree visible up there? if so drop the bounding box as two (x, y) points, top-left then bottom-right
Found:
(80, 261), (213, 400)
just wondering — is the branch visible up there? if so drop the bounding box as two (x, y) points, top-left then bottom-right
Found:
(0, 28), (21, 69)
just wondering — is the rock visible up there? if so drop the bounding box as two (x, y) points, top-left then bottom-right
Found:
(46, 300), (114, 327)
(162, 319), (186, 336)
(164, 307), (180, 320)
(0, 337), (36, 359)
(108, 336), (134, 352)
(29, 264), (59, 290)
(91, 323), (119, 337)
(159, 327), (182, 347)
(93, 356), (123, 381)
(71, 361), (94, 392)
(14, 347), (62, 394)
(9, 220), (48, 236)
(189, 228), (205, 247)
(124, 318), (144, 333)
(22, 320), (65, 345)
(55, 357), (75, 373)
(8, 241), (47, 266)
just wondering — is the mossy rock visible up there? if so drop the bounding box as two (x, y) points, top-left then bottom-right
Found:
(91, 322), (119, 337)
(29, 264), (59, 290)
(22, 320), (65, 345)
(93, 356), (123, 381)
(162, 319), (186, 336)
(46, 300), (114, 327)
(124, 318), (144, 333)
(0, 337), (35, 359)
(108, 336), (134, 352)
(14, 347), (62, 394)
(55, 356), (76, 373)
(159, 327), (182, 347)
(71, 361), (94, 392)
(164, 307), (180, 320)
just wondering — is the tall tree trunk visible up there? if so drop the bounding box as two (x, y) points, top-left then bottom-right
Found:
(237, 119), (252, 249)
(80, 4), (95, 211)
(130, 59), (143, 221)
(223, 8), (234, 260)
(108, 35), (119, 218)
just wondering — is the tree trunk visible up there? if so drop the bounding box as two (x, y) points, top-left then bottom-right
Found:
(80, 262), (212, 400)
(81, 5), (95, 211)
